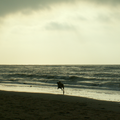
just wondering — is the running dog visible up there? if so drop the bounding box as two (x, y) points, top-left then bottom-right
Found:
(57, 81), (64, 94)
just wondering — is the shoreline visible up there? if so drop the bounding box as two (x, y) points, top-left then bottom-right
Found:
(0, 84), (120, 102)
(0, 90), (120, 119)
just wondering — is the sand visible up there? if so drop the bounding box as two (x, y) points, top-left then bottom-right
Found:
(0, 90), (120, 120)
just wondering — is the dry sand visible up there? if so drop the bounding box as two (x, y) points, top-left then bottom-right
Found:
(0, 90), (120, 120)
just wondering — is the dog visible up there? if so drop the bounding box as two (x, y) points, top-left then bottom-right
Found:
(57, 81), (64, 94)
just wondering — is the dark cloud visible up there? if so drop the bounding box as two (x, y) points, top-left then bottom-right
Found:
(0, 0), (75, 17)
(0, 0), (120, 18)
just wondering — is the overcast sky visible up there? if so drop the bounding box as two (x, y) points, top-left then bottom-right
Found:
(0, 0), (120, 65)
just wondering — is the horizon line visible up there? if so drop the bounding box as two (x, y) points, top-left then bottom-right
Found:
(0, 63), (120, 65)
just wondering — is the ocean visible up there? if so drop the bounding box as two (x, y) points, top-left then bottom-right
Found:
(0, 65), (120, 102)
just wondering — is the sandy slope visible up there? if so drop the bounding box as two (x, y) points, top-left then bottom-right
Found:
(0, 90), (120, 120)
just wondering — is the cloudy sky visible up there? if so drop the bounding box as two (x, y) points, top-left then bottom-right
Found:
(0, 0), (120, 65)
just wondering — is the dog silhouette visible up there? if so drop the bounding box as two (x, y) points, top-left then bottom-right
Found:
(57, 81), (64, 94)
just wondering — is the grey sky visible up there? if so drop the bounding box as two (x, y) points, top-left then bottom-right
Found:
(0, 0), (120, 64)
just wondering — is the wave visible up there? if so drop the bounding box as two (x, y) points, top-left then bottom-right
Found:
(3, 73), (97, 82)
(94, 73), (120, 77)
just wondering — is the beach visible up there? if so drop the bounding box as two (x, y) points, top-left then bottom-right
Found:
(0, 90), (120, 120)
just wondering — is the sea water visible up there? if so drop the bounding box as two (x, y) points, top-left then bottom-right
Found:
(0, 65), (120, 102)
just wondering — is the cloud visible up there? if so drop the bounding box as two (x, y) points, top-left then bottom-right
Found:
(90, 0), (120, 6)
(0, 0), (75, 17)
(96, 13), (111, 22)
(45, 22), (75, 31)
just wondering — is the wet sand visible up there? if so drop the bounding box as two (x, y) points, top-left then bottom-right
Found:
(0, 90), (120, 120)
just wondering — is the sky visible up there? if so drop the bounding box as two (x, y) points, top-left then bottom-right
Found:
(0, 0), (120, 65)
